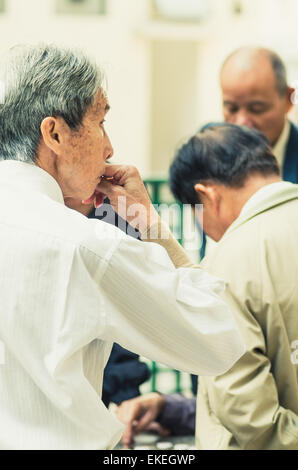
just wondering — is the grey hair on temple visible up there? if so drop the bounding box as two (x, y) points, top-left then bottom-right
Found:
(0, 44), (104, 163)
(221, 47), (288, 97)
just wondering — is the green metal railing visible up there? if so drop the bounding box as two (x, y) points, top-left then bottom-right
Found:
(143, 177), (192, 394)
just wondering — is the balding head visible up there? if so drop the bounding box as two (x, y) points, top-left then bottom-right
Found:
(220, 47), (293, 146)
(221, 47), (288, 96)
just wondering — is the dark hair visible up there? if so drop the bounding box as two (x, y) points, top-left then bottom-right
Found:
(269, 50), (288, 96)
(169, 123), (280, 205)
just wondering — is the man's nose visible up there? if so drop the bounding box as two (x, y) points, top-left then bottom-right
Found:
(234, 112), (254, 127)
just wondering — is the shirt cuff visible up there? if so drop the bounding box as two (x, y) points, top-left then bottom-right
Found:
(141, 220), (199, 269)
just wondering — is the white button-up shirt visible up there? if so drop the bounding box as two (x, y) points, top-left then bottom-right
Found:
(0, 160), (244, 449)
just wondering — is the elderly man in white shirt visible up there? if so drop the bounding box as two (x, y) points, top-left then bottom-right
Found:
(0, 44), (244, 450)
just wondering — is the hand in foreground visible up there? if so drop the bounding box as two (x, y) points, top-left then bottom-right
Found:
(115, 393), (170, 448)
(82, 165), (159, 234)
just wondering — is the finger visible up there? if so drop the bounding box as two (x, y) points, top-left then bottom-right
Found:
(121, 420), (137, 447)
(82, 182), (113, 206)
(134, 411), (155, 434)
(97, 178), (117, 195)
(116, 401), (143, 426)
(97, 180), (125, 204)
(94, 191), (106, 209)
(82, 191), (96, 205)
(104, 165), (138, 186)
(103, 164), (126, 179)
(146, 422), (171, 437)
(123, 443), (133, 450)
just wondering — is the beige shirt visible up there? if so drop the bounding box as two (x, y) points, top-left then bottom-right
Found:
(239, 181), (291, 216)
(196, 182), (298, 449)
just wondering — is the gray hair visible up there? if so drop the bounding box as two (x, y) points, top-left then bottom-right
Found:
(221, 47), (288, 97)
(0, 44), (104, 163)
(268, 50), (288, 96)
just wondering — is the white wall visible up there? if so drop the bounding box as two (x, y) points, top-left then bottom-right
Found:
(1, 0), (298, 177)
(195, 0), (298, 132)
(147, 0), (298, 176)
(151, 40), (199, 174)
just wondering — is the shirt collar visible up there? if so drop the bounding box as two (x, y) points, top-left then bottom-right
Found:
(272, 119), (291, 170)
(239, 181), (291, 217)
(223, 181), (298, 239)
(0, 160), (65, 205)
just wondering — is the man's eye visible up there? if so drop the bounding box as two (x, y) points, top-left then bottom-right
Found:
(248, 106), (267, 115)
(100, 120), (106, 135)
(224, 105), (238, 114)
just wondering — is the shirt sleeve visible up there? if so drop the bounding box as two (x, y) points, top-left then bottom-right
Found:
(141, 220), (198, 269)
(197, 231), (298, 450)
(158, 394), (196, 436)
(98, 229), (245, 377)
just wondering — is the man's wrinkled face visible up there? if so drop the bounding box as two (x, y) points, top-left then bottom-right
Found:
(59, 90), (113, 202)
(221, 61), (292, 146)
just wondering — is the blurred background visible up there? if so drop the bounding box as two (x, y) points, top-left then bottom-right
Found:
(1, 0), (298, 395)
(1, 0), (298, 178)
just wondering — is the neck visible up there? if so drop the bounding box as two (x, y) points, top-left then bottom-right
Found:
(35, 145), (59, 188)
(271, 118), (287, 147)
(228, 174), (281, 220)
(35, 146), (93, 216)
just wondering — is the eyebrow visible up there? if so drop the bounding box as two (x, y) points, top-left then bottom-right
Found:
(247, 101), (269, 107)
(223, 100), (268, 106)
(223, 100), (238, 106)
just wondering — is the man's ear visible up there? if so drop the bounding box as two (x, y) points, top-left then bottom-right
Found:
(194, 183), (220, 212)
(286, 86), (295, 113)
(40, 116), (68, 154)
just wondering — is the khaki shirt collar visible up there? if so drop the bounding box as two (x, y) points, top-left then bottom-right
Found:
(222, 181), (298, 239)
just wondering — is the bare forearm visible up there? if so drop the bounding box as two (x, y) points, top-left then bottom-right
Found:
(141, 219), (199, 269)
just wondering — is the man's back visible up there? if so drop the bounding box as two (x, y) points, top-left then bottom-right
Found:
(0, 163), (124, 449)
(197, 183), (298, 450)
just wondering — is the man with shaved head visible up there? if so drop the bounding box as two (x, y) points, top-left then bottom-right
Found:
(221, 47), (298, 183)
